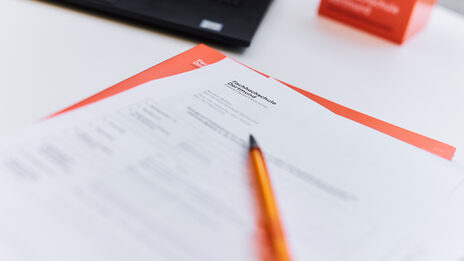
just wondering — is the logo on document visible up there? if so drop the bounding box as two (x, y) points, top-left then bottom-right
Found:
(193, 59), (208, 68)
(226, 80), (277, 105)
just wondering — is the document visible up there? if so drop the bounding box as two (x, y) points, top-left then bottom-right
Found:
(386, 187), (464, 261)
(0, 58), (462, 261)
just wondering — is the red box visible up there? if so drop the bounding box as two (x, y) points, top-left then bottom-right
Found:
(318, 0), (436, 44)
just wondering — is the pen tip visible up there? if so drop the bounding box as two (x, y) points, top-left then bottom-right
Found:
(249, 135), (259, 149)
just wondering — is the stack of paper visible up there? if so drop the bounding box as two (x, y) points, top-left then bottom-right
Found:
(0, 45), (462, 261)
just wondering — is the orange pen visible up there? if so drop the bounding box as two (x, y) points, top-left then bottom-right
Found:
(248, 135), (292, 261)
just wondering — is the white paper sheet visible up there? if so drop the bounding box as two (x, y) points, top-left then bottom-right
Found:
(0, 58), (462, 261)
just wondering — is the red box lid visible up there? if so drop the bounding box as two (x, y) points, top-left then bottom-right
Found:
(318, 0), (436, 44)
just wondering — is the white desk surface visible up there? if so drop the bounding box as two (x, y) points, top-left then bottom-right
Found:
(2, 0), (464, 163)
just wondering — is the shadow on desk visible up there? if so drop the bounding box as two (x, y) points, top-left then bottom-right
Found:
(439, 0), (464, 15)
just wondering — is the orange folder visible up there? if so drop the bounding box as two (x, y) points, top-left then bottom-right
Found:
(51, 44), (455, 160)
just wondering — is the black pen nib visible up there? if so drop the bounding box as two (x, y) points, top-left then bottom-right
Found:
(249, 135), (259, 149)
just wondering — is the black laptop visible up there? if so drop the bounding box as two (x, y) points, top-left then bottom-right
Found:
(51, 0), (272, 47)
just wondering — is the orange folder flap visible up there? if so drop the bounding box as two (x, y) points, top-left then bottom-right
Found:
(51, 44), (455, 160)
